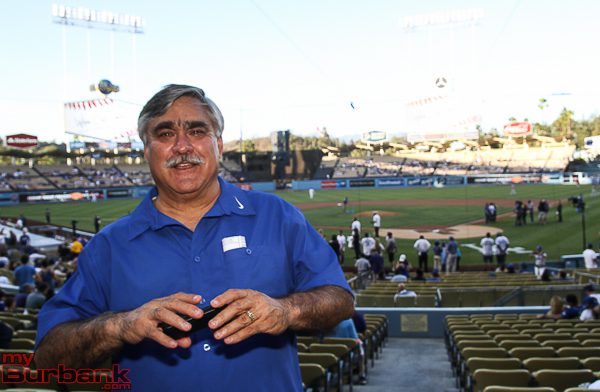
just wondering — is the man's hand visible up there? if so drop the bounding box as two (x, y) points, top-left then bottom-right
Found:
(208, 285), (354, 345)
(114, 292), (204, 349)
(208, 289), (290, 345)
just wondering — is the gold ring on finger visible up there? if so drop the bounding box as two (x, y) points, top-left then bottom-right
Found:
(246, 310), (256, 323)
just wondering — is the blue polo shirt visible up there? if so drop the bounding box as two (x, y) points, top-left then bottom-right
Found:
(37, 177), (351, 391)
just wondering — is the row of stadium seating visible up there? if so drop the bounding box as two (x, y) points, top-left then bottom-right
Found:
(446, 314), (600, 391)
(355, 270), (586, 307)
(328, 144), (574, 179)
(0, 163), (240, 192)
(297, 313), (387, 390)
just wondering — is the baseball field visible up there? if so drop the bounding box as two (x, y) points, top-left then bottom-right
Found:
(1, 183), (598, 267)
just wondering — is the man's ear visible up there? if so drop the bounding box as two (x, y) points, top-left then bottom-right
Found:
(217, 137), (223, 160)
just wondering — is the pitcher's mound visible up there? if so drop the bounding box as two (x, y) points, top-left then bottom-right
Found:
(355, 210), (400, 217)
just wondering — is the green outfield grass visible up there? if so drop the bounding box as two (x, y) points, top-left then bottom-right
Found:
(1, 183), (598, 268)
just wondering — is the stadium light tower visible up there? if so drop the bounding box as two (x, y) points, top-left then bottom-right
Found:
(51, 4), (145, 97)
(51, 4), (145, 162)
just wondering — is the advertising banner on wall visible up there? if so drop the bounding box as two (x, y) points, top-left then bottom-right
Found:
(106, 189), (132, 199)
(19, 190), (104, 203)
(349, 179), (375, 188)
(377, 178), (405, 187)
(6, 133), (38, 149)
(320, 179), (347, 189)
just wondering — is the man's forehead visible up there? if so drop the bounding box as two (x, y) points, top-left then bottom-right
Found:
(149, 98), (217, 130)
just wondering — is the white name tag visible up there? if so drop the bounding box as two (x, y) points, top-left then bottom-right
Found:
(222, 236), (247, 253)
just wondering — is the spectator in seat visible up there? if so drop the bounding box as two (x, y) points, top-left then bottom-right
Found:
(583, 284), (600, 303)
(412, 268), (426, 281)
(394, 283), (417, 301)
(426, 268), (442, 282)
(391, 254), (410, 282)
(580, 296), (599, 321)
(26, 282), (48, 310)
(560, 294), (581, 320)
(15, 283), (34, 308)
(13, 255), (35, 292)
(538, 295), (564, 319)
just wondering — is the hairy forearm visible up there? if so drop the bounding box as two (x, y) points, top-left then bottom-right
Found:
(280, 285), (354, 331)
(35, 312), (125, 369)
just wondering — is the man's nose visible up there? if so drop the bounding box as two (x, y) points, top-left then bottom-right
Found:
(173, 133), (193, 152)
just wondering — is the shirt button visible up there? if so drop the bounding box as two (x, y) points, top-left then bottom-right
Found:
(246, 248), (252, 255)
(194, 256), (201, 263)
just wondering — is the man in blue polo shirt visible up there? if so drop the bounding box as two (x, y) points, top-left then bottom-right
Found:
(35, 84), (354, 391)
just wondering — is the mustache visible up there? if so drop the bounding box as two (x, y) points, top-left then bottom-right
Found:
(164, 154), (206, 168)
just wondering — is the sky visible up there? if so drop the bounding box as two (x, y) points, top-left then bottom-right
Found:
(1, 0), (599, 144)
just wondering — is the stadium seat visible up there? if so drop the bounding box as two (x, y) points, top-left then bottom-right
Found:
(297, 336), (319, 346)
(8, 339), (35, 350)
(533, 333), (573, 343)
(520, 328), (553, 335)
(481, 324), (512, 332)
(573, 333), (600, 343)
(522, 357), (583, 372)
(533, 369), (595, 392)
(415, 295), (436, 307)
(509, 347), (557, 361)
(299, 363), (327, 391)
(580, 357), (600, 372)
(463, 357), (522, 391)
(309, 343), (353, 387)
(472, 369), (532, 392)
(394, 296), (417, 307)
(457, 339), (499, 350)
(563, 389), (595, 392)
(483, 386), (557, 392)
(297, 343), (309, 353)
(493, 334), (532, 343)
(495, 314), (519, 321)
(541, 340), (581, 350)
(555, 328), (588, 335)
(581, 339), (600, 347)
(557, 347), (600, 359)
(440, 291), (462, 307)
(298, 352), (341, 391)
(13, 330), (36, 340)
(499, 340), (541, 350)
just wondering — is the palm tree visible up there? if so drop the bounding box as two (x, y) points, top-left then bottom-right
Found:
(554, 107), (574, 139)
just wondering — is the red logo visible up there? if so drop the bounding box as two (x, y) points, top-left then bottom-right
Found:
(503, 122), (532, 136)
(321, 180), (337, 189)
(5, 133), (38, 149)
(1, 353), (131, 390)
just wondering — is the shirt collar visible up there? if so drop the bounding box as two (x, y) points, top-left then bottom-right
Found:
(128, 177), (255, 240)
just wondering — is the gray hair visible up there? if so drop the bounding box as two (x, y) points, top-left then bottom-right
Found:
(137, 84), (224, 145)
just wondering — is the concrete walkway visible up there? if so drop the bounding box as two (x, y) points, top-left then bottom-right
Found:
(353, 338), (459, 392)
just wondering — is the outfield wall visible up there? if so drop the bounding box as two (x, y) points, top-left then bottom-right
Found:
(0, 172), (578, 206)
